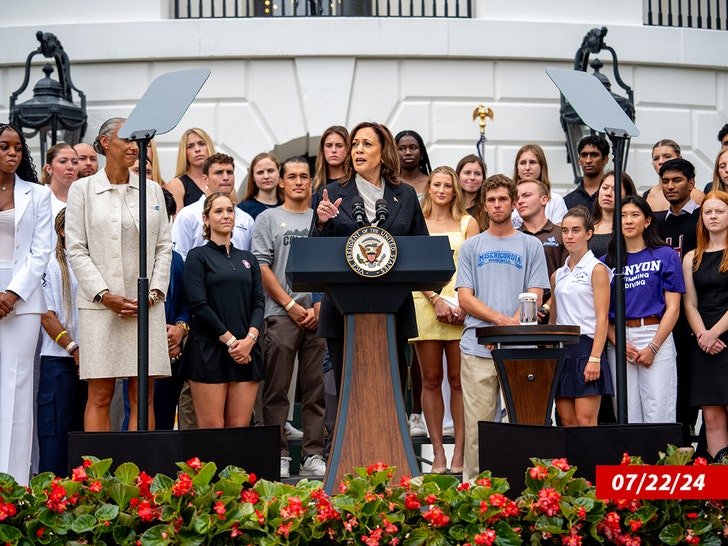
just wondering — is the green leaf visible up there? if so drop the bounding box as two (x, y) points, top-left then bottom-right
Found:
(688, 520), (713, 535)
(191, 462), (217, 489)
(140, 524), (172, 546)
(29, 472), (54, 495)
(214, 478), (243, 499)
(494, 519), (524, 546)
(534, 516), (565, 535)
(658, 523), (684, 545)
(112, 525), (136, 545)
(699, 534), (722, 546)
(114, 462), (140, 485)
(448, 524), (467, 541)
(422, 474), (460, 490)
(71, 513), (97, 533)
(95, 503), (120, 522)
(404, 527), (429, 546)
(192, 513), (212, 535)
(151, 473), (175, 494)
(90, 458), (114, 478)
(0, 524), (22, 542)
(106, 483), (139, 510)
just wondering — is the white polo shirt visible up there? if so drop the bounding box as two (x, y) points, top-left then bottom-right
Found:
(553, 250), (612, 337)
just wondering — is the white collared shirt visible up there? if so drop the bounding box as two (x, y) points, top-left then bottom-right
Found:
(664, 199), (699, 219)
(554, 250), (613, 337)
(171, 195), (255, 259)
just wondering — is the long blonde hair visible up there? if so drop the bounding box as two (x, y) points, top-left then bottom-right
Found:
(420, 166), (466, 221)
(693, 190), (728, 273)
(174, 128), (216, 178)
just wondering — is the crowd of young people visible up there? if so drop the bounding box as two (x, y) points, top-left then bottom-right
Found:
(2, 117), (728, 485)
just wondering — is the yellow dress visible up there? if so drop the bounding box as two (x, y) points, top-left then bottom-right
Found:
(410, 215), (472, 341)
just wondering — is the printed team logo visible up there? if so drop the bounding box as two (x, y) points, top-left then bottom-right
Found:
(242, 259), (251, 269)
(345, 226), (398, 278)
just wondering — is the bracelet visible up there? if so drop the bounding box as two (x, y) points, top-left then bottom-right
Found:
(176, 321), (190, 336)
(429, 293), (440, 304)
(648, 342), (660, 354)
(587, 356), (601, 364)
(284, 299), (296, 311)
(65, 341), (79, 355)
(247, 332), (258, 343)
(149, 290), (162, 306)
(225, 337), (237, 348)
(54, 330), (68, 344)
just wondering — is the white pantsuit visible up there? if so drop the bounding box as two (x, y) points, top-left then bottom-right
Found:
(608, 324), (677, 424)
(0, 176), (52, 484)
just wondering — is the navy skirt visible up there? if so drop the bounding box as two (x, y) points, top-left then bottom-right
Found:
(556, 335), (613, 398)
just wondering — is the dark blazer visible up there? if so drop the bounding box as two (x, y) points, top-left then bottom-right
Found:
(165, 250), (191, 326)
(310, 177), (429, 339)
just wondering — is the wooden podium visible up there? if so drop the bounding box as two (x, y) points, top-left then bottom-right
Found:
(287, 235), (454, 492)
(476, 325), (580, 425)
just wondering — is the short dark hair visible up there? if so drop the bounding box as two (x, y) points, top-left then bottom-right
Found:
(577, 135), (610, 158)
(718, 123), (728, 143)
(162, 188), (177, 219)
(203, 153), (234, 175)
(280, 156), (311, 177)
(659, 157), (695, 180)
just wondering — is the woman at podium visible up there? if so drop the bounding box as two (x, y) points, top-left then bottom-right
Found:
(310, 121), (428, 393)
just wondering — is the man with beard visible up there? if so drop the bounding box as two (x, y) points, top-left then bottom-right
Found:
(456, 174), (549, 482)
(74, 143), (98, 178)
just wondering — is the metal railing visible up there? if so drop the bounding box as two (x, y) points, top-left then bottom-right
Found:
(645, 0), (726, 29)
(174, 0), (471, 17)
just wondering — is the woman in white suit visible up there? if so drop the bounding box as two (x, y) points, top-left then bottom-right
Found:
(66, 117), (172, 432)
(0, 123), (52, 484)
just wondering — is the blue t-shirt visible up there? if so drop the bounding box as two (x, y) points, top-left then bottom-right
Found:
(606, 245), (685, 321)
(237, 198), (281, 220)
(456, 231), (549, 357)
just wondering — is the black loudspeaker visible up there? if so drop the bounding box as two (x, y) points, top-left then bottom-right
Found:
(479, 422), (683, 495)
(68, 426), (280, 481)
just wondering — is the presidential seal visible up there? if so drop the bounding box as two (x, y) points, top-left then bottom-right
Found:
(345, 226), (398, 278)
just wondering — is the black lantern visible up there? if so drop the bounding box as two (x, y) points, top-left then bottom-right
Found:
(559, 27), (635, 181)
(9, 31), (86, 162)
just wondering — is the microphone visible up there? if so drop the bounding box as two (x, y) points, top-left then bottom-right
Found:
(374, 199), (389, 226)
(352, 196), (367, 227)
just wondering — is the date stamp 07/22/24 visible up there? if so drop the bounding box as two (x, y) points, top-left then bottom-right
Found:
(596, 466), (728, 500)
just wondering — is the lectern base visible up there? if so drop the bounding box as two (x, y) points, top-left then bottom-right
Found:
(325, 314), (419, 492)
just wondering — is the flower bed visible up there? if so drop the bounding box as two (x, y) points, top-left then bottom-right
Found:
(0, 446), (725, 545)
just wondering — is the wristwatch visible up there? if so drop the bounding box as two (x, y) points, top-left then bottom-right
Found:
(93, 289), (109, 303)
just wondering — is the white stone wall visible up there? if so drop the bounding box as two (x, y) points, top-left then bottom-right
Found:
(1, 7), (727, 194)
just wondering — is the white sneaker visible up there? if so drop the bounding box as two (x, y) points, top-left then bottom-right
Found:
(280, 457), (291, 479)
(408, 414), (427, 437)
(442, 426), (454, 437)
(285, 421), (304, 440)
(300, 454), (326, 477)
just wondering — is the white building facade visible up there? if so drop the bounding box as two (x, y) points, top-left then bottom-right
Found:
(1, 0), (727, 194)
